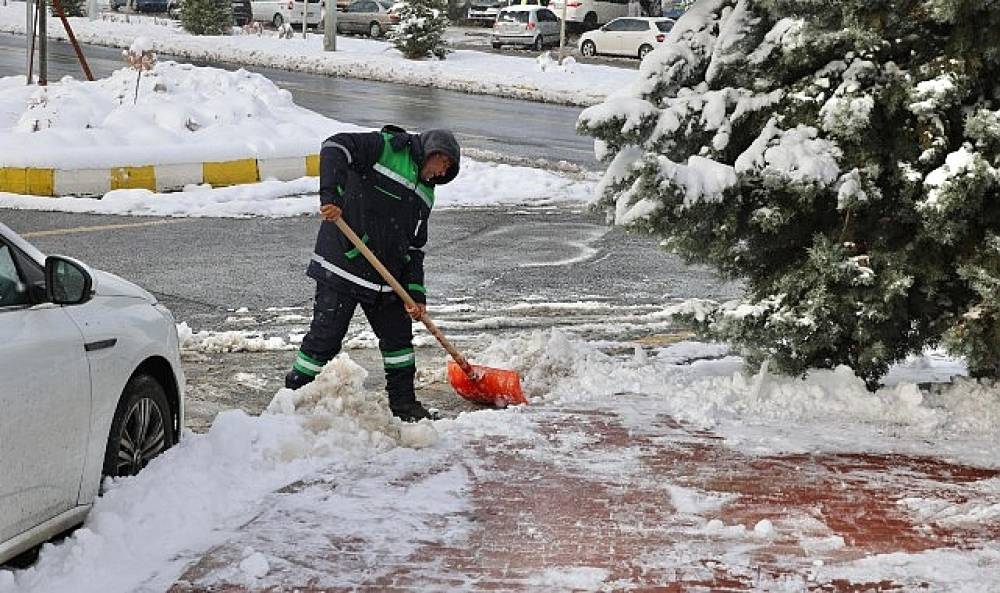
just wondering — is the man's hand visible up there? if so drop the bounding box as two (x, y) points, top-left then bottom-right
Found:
(320, 203), (342, 221)
(405, 302), (427, 321)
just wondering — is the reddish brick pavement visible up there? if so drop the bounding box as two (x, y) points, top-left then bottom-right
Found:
(169, 405), (1000, 592)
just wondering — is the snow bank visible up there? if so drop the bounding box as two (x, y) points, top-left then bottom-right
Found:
(0, 61), (345, 169)
(0, 4), (635, 106)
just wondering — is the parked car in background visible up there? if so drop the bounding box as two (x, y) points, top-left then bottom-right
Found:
(491, 5), (560, 50)
(468, 0), (544, 25)
(111, 0), (170, 12)
(0, 222), (184, 565)
(251, 0), (322, 27)
(167, 0), (253, 25)
(337, 0), (398, 38)
(578, 16), (672, 58)
(547, 0), (626, 29)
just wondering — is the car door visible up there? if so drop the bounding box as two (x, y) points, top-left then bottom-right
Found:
(341, 0), (364, 31)
(621, 18), (648, 56)
(0, 239), (91, 546)
(250, 0), (273, 22)
(536, 8), (559, 41)
(599, 18), (629, 54)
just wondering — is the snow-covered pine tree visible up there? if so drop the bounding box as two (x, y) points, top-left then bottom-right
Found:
(390, 0), (449, 60)
(181, 0), (233, 36)
(579, 0), (1000, 387)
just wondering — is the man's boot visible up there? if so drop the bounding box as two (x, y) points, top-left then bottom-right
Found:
(389, 399), (440, 422)
(284, 369), (314, 390)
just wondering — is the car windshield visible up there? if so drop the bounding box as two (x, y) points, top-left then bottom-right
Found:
(655, 20), (673, 32)
(497, 10), (529, 22)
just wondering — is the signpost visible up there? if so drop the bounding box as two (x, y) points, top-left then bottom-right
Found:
(558, 0), (567, 64)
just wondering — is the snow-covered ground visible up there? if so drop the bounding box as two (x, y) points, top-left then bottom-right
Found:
(0, 3), (634, 106)
(1, 330), (998, 592)
(0, 60), (596, 209)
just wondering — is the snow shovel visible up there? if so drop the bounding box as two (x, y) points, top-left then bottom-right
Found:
(332, 217), (527, 407)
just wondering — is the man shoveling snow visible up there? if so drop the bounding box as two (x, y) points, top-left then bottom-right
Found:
(285, 125), (461, 422)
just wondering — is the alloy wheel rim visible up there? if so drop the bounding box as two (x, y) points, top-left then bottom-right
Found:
(116, 398), (166, 476)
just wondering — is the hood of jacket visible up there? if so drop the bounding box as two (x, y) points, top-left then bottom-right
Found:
(416, 129), (461, 186)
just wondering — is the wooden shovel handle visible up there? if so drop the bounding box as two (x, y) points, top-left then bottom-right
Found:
(332, 217), (475, 375)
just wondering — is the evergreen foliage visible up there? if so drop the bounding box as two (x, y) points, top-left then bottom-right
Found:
(579, 0), (1000, 387)
(56, 0), (86, 17)
(390, 0), (449, 60)
(181, 0), (233, 36)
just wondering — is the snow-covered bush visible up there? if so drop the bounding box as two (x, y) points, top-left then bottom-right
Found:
(181, 0), (233, 36)
(390, 0), (449, 60)
(55, 0), (86, 17)
(579, 0), (1000, 387)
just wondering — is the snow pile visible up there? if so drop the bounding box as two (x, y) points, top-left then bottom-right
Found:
(266, 354), (438, 453)
(535, 51), (578, 74)
(0, 3), (635, 106)
(0, 355), (437, 593)
(479, 329), (1000, 464)
(177, 322), (294, 353)
(0, 61), (344, 169)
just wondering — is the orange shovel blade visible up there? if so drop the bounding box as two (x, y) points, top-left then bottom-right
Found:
(447, 360), (527, 407)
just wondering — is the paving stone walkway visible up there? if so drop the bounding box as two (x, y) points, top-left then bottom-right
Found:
(169, 402), (1000, 592)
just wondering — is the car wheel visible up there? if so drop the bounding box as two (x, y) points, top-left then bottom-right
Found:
(491, 41), (502, 49)
(369, 21), (382, 37)
(272, 13), (284, 28)
(102, 374), (174, 479)
(581, 39), (596, 57)
(531, 35), (543, 51)
(583, 11), (597, 30)
(638, 43), (652, 59)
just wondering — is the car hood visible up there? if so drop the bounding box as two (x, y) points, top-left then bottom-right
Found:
(93, 269), (157, 303)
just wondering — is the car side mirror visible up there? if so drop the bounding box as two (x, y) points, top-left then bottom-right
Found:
(45, 255), (94, 305)
(600, 25), (608, 31)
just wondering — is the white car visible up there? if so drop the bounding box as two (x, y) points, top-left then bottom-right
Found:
(0, 222), (184, 565)
(251, 0), (322, 28)
(578, 16), (673, 59)
(546, 0), (627, 29)
(491, 5), (561, 50)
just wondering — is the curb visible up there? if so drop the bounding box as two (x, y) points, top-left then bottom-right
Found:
(0, 155), (321, 197)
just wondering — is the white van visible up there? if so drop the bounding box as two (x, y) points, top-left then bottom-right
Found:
(251, 0), (322, 27)
(546, 0), (627, 28)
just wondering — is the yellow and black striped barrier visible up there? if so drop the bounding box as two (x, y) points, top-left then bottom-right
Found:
(0, 154), (322, 197)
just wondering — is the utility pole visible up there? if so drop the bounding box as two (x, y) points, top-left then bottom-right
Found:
(26, 0), (34, 84)
(38, 0), (47, 86)
(558, 0), (567, 63)
(323, 0), (336, 51)
(301, 0), (308, 38)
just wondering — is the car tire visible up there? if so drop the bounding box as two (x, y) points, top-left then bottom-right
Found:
(272, 13), (284, 28)
(532, 35), (543, 51)
(581, 39), (596, 57)
(583, 11), (597, 30)
(491, 41), (502, 49)
(369, 21), (382, 37)
(638, 43), (652, 59)
(101, 373), (174, 480)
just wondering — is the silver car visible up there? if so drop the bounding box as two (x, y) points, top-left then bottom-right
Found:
(0, 222), (184, 564)
(491, 5), (560, 50)
(337, 0), (398, 38)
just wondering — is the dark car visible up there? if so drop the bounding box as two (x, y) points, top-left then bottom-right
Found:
(112, 0), (170, 11)
(165, 0), (253, 25)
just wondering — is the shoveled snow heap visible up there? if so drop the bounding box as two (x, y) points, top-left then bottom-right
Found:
(0, 62), (595, 213)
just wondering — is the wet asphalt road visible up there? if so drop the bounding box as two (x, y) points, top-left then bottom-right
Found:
(0, 32), (597, 167)
(0, 207), (738, 326)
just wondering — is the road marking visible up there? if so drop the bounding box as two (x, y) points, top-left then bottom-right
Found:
(21, 219), (188, 238)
